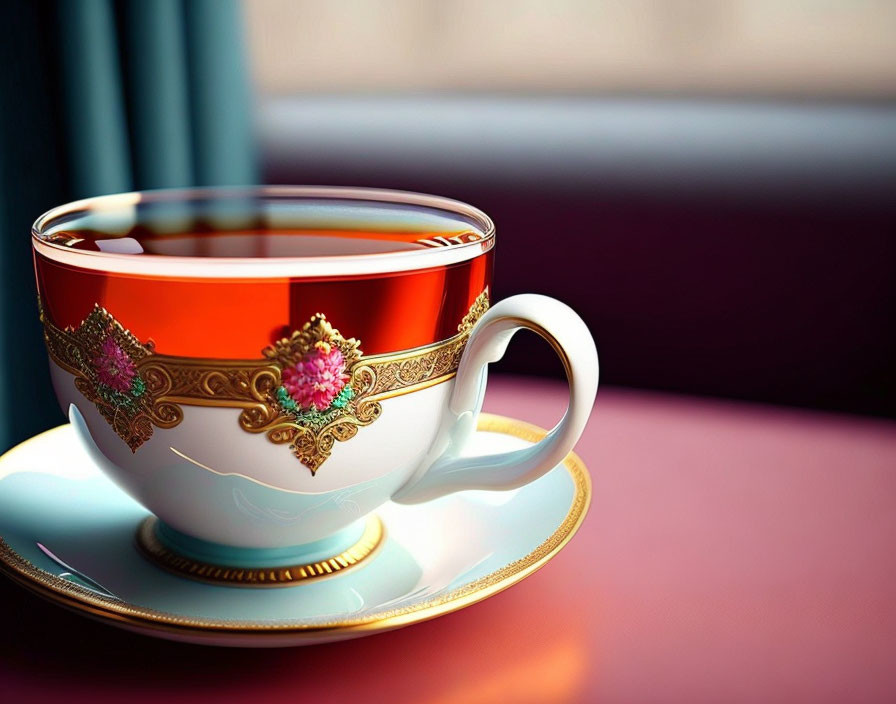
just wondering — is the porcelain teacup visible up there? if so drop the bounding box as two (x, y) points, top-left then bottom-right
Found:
(32, 187), (598, 584)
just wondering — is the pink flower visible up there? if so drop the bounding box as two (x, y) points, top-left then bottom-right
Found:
(93, 337), (137, 392)
(282, 342), (349, 411)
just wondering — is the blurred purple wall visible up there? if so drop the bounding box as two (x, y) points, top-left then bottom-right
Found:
(260, 97), (896, 417)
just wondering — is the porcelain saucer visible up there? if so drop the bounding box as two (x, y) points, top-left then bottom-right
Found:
(0, 413), (590, 647)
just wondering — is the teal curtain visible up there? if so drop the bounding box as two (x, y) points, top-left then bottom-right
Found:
(0, 0), (257, 451)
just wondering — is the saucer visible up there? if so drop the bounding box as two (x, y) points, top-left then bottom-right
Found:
(0, 413), (590, 647)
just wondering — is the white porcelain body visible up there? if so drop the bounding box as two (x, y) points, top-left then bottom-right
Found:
(51, 294), (600, 550)
(53, 364), (453, 547)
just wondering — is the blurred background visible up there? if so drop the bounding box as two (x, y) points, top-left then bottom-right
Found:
(1, 0), (894, 453)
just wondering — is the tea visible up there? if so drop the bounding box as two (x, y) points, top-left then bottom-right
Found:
(34, 196), (494, 358)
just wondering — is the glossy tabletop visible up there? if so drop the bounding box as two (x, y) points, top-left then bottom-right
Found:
(1, 376), (895, 703)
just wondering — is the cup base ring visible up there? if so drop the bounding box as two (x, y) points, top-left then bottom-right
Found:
(135, 515), (384, 588)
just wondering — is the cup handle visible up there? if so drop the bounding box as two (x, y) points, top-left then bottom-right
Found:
(391, 294), (598, 504)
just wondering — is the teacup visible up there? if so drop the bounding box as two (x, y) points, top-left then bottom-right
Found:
(32, 187), (598, 585)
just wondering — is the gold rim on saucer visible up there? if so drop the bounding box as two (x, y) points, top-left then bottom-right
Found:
(0, 413), (591, 643)
(135, 515), (384, 588)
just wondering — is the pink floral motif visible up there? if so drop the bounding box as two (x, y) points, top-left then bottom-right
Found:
(282, 342), (349, 411)
(93, 336), (137, 392)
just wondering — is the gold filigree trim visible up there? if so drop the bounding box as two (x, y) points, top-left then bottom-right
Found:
(41, 304), (161, 451)
(0, 414), (590, 640)
(41, 289), (490, 473)
(135, 515), (383, 587)
(458, 289), (491, 335)
(248, 315), (377, 474)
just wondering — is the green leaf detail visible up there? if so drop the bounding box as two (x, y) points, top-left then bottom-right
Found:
(330, 385), (354, 409)
(95, 383), (138, 413)
(276, 385), (299, 412)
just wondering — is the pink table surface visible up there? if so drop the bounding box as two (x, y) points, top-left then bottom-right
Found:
(1, 376), (895, 703)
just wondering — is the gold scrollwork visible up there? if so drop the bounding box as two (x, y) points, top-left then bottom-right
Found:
(41, 303), (158, 452)
(240, 314), (382, 474)
(41, 289), (490, 474)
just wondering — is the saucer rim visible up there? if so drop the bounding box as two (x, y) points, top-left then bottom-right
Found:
(0, 413), (591, 642)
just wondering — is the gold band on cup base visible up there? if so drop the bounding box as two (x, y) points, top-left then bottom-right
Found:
(135, 515), (384, 588)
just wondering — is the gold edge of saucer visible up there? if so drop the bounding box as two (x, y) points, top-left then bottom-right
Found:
(0, 413), (591, 640)
(135, 515), (384, 588)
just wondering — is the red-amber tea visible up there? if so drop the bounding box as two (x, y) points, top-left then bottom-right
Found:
(34, 190), (494, 357)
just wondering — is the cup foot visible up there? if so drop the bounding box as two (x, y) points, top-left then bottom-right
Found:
(135, 515), (383, 587)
